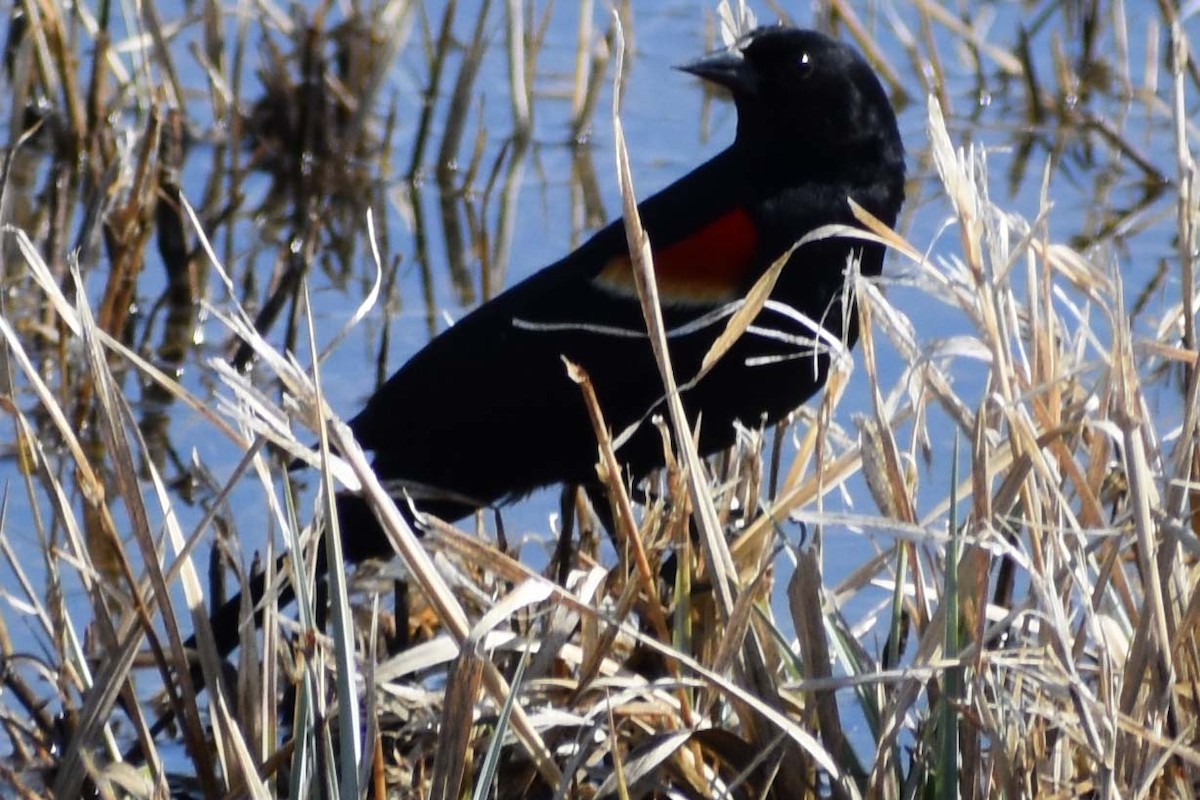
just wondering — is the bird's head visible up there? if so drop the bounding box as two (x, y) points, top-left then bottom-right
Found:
(679, 26), (904, 177)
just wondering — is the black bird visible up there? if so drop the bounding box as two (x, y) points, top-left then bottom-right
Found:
(159, 24), (904, 741)
(337, 25), (906, 560)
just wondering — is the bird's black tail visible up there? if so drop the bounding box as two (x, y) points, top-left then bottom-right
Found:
(130, 491), (418, 763)
(132, 553), (294, 756)
(128, 497), (345, 759)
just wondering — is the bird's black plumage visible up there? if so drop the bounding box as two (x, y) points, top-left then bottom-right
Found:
(153, 26), (905, 746)
(339, 26), (905, 559)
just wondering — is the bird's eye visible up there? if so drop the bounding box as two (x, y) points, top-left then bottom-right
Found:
(797, 52), (813, 77)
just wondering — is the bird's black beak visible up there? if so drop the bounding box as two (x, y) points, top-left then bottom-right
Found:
(677, 49), (756, 95)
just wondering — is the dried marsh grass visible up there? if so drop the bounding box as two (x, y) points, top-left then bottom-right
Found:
(1, 1), (1199, 798)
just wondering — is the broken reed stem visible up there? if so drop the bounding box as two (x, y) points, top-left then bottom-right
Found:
(609, 12), (738, 622)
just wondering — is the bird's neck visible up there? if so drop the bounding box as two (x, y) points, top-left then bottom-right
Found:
(730, 132), (900, 191)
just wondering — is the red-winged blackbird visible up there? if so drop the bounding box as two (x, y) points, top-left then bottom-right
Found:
(336, 24), (906, 559)
(156, 25), (904, 742)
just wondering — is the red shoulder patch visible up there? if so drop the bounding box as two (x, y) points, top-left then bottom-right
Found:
(595, 208), (759, 304)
